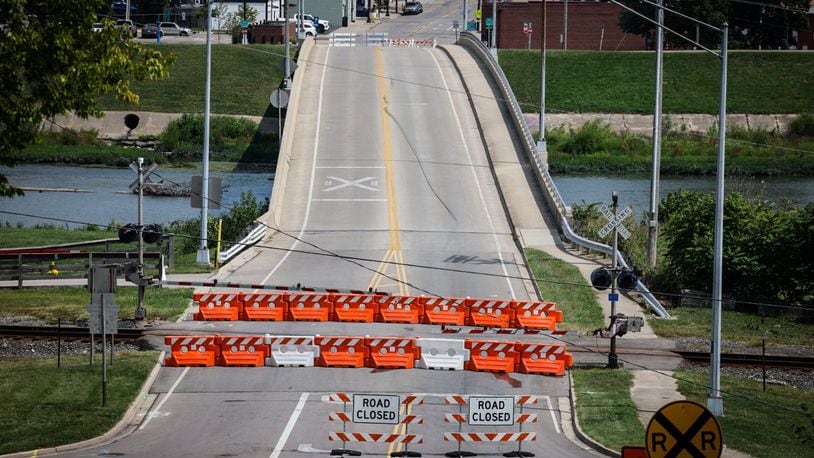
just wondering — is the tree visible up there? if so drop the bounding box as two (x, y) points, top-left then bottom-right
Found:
(616, 0), (809, 50)
(0, 0), (175, 197)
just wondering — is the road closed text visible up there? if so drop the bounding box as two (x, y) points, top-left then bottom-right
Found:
(468, 396), (515, 426)
(352, 394), (400, 424)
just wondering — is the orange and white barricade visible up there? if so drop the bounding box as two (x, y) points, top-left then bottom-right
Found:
(513, 300), (560, 330)
(444, 432), (536, 443)
(328, 433), (423, 444)
(415, 338), (469, 370)
(422, 297), (468, 326)
(376, 295), (423, 323)
(287, 292), (332, 321)
(331, 293), (377, 323)
(515, 342), (573, 376)
(164, 335), (219, 367)
(264, 335), (318, 367)
(193, 293), (242, 321)
(444, 413), (538, 423)
(240, 292), (288, 321)
(466, 298), (515, 328)
(464, 339), (519, 373)
(216, 335), (269, 367)
(365, 337), (419, 369)
(315, 335), (368, 368)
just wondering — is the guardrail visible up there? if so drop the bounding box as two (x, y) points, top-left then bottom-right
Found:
(218, 222), (267, 265)
(456, 32), (669, 318)
(0, 252), (163, 288)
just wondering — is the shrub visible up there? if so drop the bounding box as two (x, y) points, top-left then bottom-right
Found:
(789, 113), (814, 137)
(159, 114), (263, 161)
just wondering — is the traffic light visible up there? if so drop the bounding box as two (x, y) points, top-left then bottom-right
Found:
(590, 267), (612, 291)
(617, 269), (639, 290)
(118, 223), (139, 243)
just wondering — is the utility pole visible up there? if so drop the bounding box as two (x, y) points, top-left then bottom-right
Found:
(647, 0), (664, 268)
(537, 0), (546, 154)
(608, 192), (619, 369)
(197, 0), (213, 266)
(563, 0), (567, 50)
(135, 158), (146, 320)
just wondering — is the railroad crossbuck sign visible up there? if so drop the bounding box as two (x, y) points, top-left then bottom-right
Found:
(646, 400), (722, 458)
(352, 394), (400, 424)
(598, 205), (633, 239)
(468, 396), (515, 426)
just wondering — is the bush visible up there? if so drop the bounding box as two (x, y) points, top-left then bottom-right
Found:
(158, 113), (270, 161)
(789, 113), (814, 137)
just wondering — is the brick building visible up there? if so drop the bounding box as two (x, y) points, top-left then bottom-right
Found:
(481, 1), (646, 51)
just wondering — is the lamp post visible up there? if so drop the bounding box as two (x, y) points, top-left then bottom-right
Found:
(196, 0), (213, 266)
(647, 0), (664, 268)
(536, 0), (546, 154)
(608, 0), (728, 417)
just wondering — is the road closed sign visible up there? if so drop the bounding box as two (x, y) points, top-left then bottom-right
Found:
(352, 394), (400, 424)
(468, 396), (514, 426)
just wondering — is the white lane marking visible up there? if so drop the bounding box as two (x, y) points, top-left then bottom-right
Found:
(316, 166), (385, 169)
(262, 47), (332, 286)
(139, 367), (189, 430)
(270, 392), (310, 458)
(323, 176), (379, 192)
(312, 198), (387, 202)
(427, 49), (516, 299)
(546, 395), (561, 434)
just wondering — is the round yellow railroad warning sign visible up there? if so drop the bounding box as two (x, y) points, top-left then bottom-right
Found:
(645, 400), (722, 458)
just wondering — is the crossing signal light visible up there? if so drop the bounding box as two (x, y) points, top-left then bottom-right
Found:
(118, 223), (139, 243)
(617, 269), (639, 290)
(590, 267), (612, 291)
(142, 224), (163, 244)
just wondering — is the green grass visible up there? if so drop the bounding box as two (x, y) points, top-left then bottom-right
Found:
(0, 227), (117, 248)
(572, 368), (645, 451)
(649, 307), (814, 347)
(0, 287), (192, 323)
(524, 248), (604, 331)
(97, 44), (286, 116)
(501, 50), (814, 114)
(0, 352), (158, 455)
(675, 369), (814, 458)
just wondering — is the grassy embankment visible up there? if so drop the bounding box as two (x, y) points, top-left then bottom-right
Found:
(500, 51), (814, 176)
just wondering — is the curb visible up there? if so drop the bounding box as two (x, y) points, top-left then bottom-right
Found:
(569, 371), (621, 457)
(1, 351), (166, 458)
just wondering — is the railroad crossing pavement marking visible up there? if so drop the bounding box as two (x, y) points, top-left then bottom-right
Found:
(645, 400), (722, 458)
(323, 176), (379, 192)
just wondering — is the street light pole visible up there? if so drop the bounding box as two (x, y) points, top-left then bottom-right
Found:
(608, 191), (619, 369)
(647, 0), (664, 268)
(536, 0), (546, 154)
(196, 0), (213, 266)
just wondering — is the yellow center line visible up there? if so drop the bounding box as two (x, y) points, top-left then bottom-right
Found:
(387, 403), (407, 456)
(367, 48), (409, 295)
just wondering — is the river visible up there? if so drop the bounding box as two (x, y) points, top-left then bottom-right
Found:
(0, 165), (810, 229)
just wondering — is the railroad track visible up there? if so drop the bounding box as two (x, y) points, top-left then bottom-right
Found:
(675, 350), (814, 369)
(0, 324), (144, 340)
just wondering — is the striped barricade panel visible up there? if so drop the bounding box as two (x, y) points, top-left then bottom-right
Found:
(326, 393), (352, 403)
(465, 298), (515, 328)
(401, 394), (424, 405)
(331, 293), (378, 323)
(376, 295), (423, 324)
(515, 342), (570, 376)
(315, 336), (367, 368)
(287, 293), (332, 322)
(465, 339), (519, 373)
(515, 395), (539, 405)
(193, 293), (241, 321)
(264, 335), (317, 367)
(445, 395), (468, 405)
(164, 336), (219, 367)
(513, 300), (559, 330)
(422, 297), (468, 326)
(329, 433), (423, 444)
(443, 432), (536, 442)
(365, 337), (419, 369)
(240, 292), (288, 321)
(328, 412), (352, 422)
(415, 338), (469, 371)
(216, 335), (269, 367)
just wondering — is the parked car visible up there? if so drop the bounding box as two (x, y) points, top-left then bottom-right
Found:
(402, 1), (423, 15)
(92, 22), (104, 32)
(294, 13), (330, 33)
(115, 19), (137, 37)
(356, 5), (370, 17)
(159, 22), (190, 36)
(141, 22), (157, 38)
(297, 21), (317, 37)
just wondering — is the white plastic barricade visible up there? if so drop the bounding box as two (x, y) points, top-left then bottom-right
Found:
(264, 335), (318, 367)
(415, 338), (470, 370)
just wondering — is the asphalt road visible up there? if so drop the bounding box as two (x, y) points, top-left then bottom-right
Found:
(68, 34), (597, 458)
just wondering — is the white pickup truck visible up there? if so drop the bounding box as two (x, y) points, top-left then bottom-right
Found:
(293, 14), (330, 33)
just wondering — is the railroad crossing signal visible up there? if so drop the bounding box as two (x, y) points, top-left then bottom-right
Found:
(598, 205), (632, 239)
(646, 400), (722, 458)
